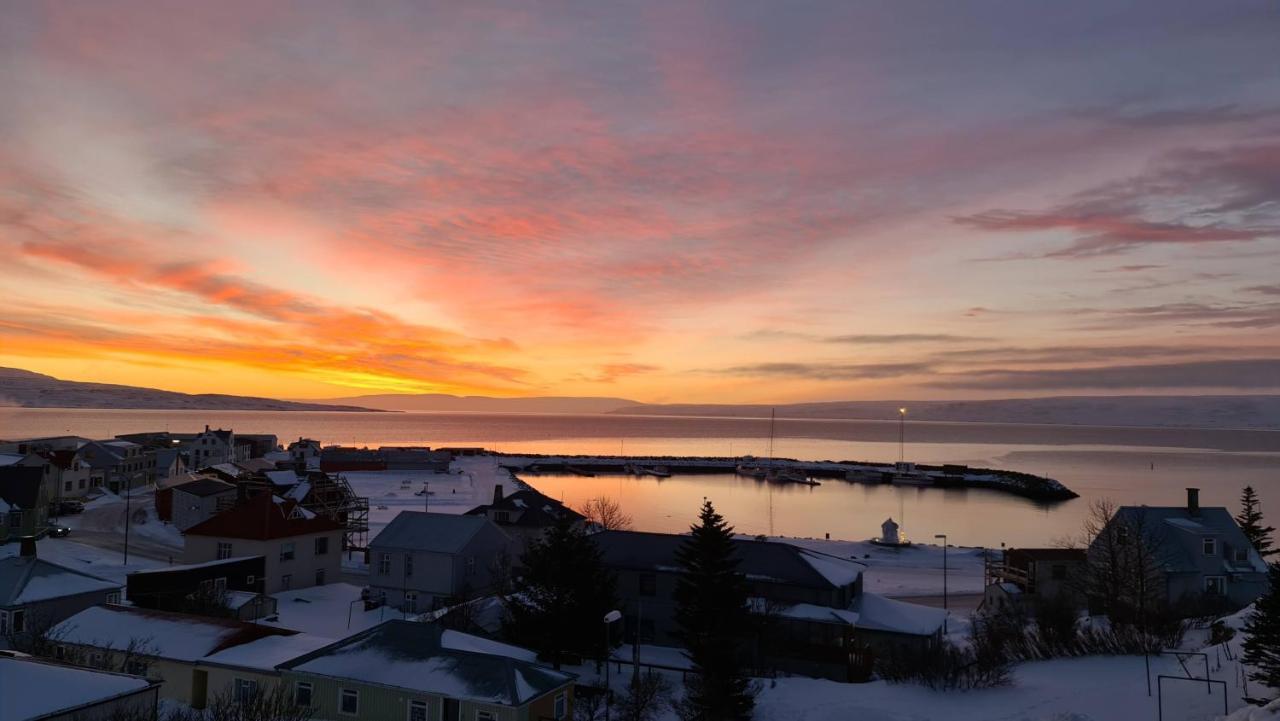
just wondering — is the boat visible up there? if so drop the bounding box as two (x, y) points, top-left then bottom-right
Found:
(736, 463), (768, 479)
(767, 467), (818, 485)
(638, 466), (672, 478)
(889, 462), (933, 486)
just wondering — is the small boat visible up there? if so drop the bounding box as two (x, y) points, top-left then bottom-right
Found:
(640, 466), (672, 478)
(890, 462), (933, 486)
(736, 463), (768, 479)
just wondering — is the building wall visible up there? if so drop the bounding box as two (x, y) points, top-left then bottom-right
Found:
(42, 686), (159, 721)
(171, 488), (236, 532)
(370, 525), (513, 610)
(197, 665), (285, 708)
(184, 531), (341, 594)
(280, 671), (529, 721)
(3, 588), (122, 639)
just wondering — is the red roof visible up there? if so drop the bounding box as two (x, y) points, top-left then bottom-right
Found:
(184, 493), (342, 541)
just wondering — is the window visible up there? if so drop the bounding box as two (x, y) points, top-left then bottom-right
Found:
(282, 574), (292, 590)
(465, 557), (476, 577)
(280, 542), (296, 562)
(215, 577), (227, 594)
(494, 510), (510, 523)
(315, 568), (327, 586)
(64, 480), (72, 492)
(408, 700), (428, 721)
(554, 692), (567, 720)
(639, 573), (657, 597)
(404, 592), (418, 614)
(294, 682), (313, 707)
(405, 554), (414, 577)
(340, 688), (359, 715)
(1205, 576), (1226, 595)
(216, 542), (233, 560)
(106, 592), (121, 604)
(246, 575), (256, 586)
(0, 611), (7, 634)
(1051, 564), (1068, 581)
(379, 553), (392, 575)
(476, 711), (497, 721)
(1234, 547), (1249, 562)
(11, 610), (24, 634)
(79, 478), (86, 489)
(315, 536), (329, 555)
(1203, 537), (1217, 556)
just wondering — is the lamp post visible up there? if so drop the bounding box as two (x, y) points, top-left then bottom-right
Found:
(934, 533), (948, 634)
(898, 408), (907, 464)
(603, 609), (622, 721)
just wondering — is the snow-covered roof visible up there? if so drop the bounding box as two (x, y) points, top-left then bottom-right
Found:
(848, 592), (946, 636)
(1, 555), (121, 607)
(283, 480), (311, 500)
(53, 605), (300, 662)
(281, 621), (572, 707)
(371, 512), (508, 554)
(266, 470), (301, 487)
(0, 656), (155, 720)
(0, 453), (25, 467)
(798, 549), (865, 588)
(203, 633), (334, 671)
(749, 597), (860, 626)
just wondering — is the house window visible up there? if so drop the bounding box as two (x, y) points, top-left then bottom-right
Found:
(233, 678), (257, 704)
(405, 592), (418, 614)
(282, 574), (292, 590)
(1205, 576), (1226, 595)
(494, 510), (510, 523)
(315, 537), (329, 556)
(554, 692), (567, 719)
(106, 592), (121, 604)
(10, 610), (25, 634)
(64, 480), (72, 492)
(1203, 538), (1217, 556)
(280, 542), (296, 562)
(216, 542), (233, 560)
(379, 553), (392, 575)
(295, 682), (313, 707)
(215, 577), (227, 594)
(315, 569), (327, 586)
(639, 573), (657, 597)
(0, 611), (7, 634)
(1234, 547), (1249, 562)
(340, 688), (359, 715)
(405, 554), (414, 578)
(408, 700), (428, 721)
(465, 557), (476, 577)
(79, 479), (86, 489)
(1051, 564), (1068, 581)
(246, 575), (256, 586)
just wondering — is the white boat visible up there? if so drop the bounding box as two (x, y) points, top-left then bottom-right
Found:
(890, 461), (933, 486)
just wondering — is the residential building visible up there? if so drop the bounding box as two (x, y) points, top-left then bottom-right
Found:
(1, 539), (122, 643)
(236, 434), (280, 459)
(76, 440), (154, 492)
(318, 446), (384, 472)
(279, 620), (575, 721)
(51, 604), (328, 708)
(377, 446), (451, 471)
(287, 438), (322, 468)
(183, 494), (343, 594)
(180, 427), (238, 467)
(126, 556), (273, 621)
(1, 467), (50, 542)
(465, 485), (586, 546)
(0, 655), (161, 721)
(367, 512), (515, 612)
(1088, 487), (1270, 610)
(593, 530), (944, 681)
(982, 548), (1088, 613)
(154, 448), (188, 486)
(166, 478), (237, 531)
(38, 450), (93, 502)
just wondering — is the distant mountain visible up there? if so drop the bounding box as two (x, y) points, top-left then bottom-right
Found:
(310, 392), (640, 414)
(615, 396), (1280, 430)
(0, 367), (378, 412)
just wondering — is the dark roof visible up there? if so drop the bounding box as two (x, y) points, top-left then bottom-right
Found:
(280, 621), (573, 706)
(184, 494), (342, 540)
(171, 478), (236, 498)
(465, 489), (585, 527)
(0, 466), (44, 510)
(1006, 548), (1087, 563)
(372, 512), (508, 553)
(1108, 505), (1269, 575)
(593, 530), (865, 590)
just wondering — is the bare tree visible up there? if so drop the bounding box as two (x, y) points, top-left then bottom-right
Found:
(203, 682), (314, 721)
(580, 496), (633, 531)
(1074, 498), (1174, 638)
(615, 673), (672, 721)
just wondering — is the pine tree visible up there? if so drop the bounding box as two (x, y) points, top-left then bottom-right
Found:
(672, 500), (756, 721)
(1237, 486), (1276, 557)
(504, 516), (617, 669)
(1241, 562), (1280, 689)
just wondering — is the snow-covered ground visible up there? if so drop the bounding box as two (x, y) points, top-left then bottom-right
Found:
(61, 488), (184, 550)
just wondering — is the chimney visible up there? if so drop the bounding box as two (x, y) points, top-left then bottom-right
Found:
(19, 536), (37, 558)
(493, 484), (504, 504)
(1187, 487), (1200, 516)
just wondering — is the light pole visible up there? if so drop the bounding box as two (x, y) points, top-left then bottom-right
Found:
(934, 533), (948, 633)
(898, 407), (907, 464)
(603, 609), (622, 721)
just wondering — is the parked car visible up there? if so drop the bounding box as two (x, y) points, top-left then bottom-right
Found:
(48, 525), (72, 538)
(56, 500), (84, 515)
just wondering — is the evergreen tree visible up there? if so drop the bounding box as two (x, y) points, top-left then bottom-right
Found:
(504, 516), (617, 669)
(1241, 562), (1280, 689)
(1237, 486), (1276, 557)
(672, 500), (756, 721)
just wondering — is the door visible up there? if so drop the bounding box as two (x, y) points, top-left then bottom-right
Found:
(442, 698), (461, 721)
(192, 669), (209, 709)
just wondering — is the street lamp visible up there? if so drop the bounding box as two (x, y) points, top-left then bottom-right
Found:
(934, 533), (948, 634)
(898, 408), (907, 464)
(603, 609), (622, 721)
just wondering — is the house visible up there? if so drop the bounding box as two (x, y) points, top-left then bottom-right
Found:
(983, 548), (1088, 613)
(465, 485), (585, 545)
(154, 448), (188, 486)
(279, 620), (575, 721)
(1, 539), (122, 642)
(1, 467), (50, 542)
(126, 556), (274, 621)
(51, 604), (329, 709)
(0, 655), (161, 721)
(287, 438), (322, 468)
(236, 434), (280, 459)
(319, 446), (384, 472)
(76, 440), (154, 492)
(180, 427), (238, 467)
(593, 530), (944, 681)
(37, 450), (93, 502)
(183, 494), (343, 594)
(166, 478), (238, 531)
(367, 512), (515, 612)
(1089, 487), (1270, 610)
(377, 446), (451, 471)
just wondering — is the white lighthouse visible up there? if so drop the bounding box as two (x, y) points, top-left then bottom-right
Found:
(881, 517), (901, 545)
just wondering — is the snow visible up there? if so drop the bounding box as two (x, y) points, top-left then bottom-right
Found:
(1220, 698), (1280, 721)
(293, 644), (514, 704)
(52, 606), (241, 662)
(849, 592), (947, 636)
(749, 598), (860, 625)
(0, 537), (165, 586)
(778, 536), (988, 597)
(203, 633), (334, 671)
(797, 549), (865, 587)
(440, 629), (537, 661)
(12, 563), (119, 605)
(0, 657), (152, 721)
(0, 453), (24, 466)
(284, 479), (310, 499)
(266, 470), (300, 487)
(513, 667), (539, 704)
(261, 583), (398, 638)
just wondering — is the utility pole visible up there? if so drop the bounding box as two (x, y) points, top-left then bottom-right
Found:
(898, 407), (907, 464)
(123, 472), (133, 565)
(934, 533), (948, 633)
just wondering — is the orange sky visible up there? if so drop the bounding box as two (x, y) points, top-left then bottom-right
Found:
(1, 2), (1279, 402)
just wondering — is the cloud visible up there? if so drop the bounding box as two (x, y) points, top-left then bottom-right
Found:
(712, 362), (932, 381)
(1245, 284), (1280, 296)
(570, 363), (661, 384)
(935, 359), (1280, 390)
(821, 334), (990, 345)
(1080, 302), (1280, 330)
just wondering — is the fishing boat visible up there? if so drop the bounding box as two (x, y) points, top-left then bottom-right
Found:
(889, 462), (933, 486)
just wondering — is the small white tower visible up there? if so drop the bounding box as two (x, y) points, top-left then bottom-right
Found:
(881, 517), (901, 545)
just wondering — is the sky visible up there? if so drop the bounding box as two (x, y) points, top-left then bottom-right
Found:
(1, 1), (1279, 403)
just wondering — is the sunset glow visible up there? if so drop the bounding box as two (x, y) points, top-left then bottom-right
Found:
(2, 2), (1278, 402)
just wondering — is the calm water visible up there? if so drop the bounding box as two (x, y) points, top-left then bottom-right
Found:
(4, 408), (1278, 547)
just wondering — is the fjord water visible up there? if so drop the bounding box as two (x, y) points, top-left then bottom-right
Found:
(4, 408), (1277, 548)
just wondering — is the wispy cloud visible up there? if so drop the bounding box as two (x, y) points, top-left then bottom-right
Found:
(935, 359), (1280, 390)
(712, 362), (933, 381)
